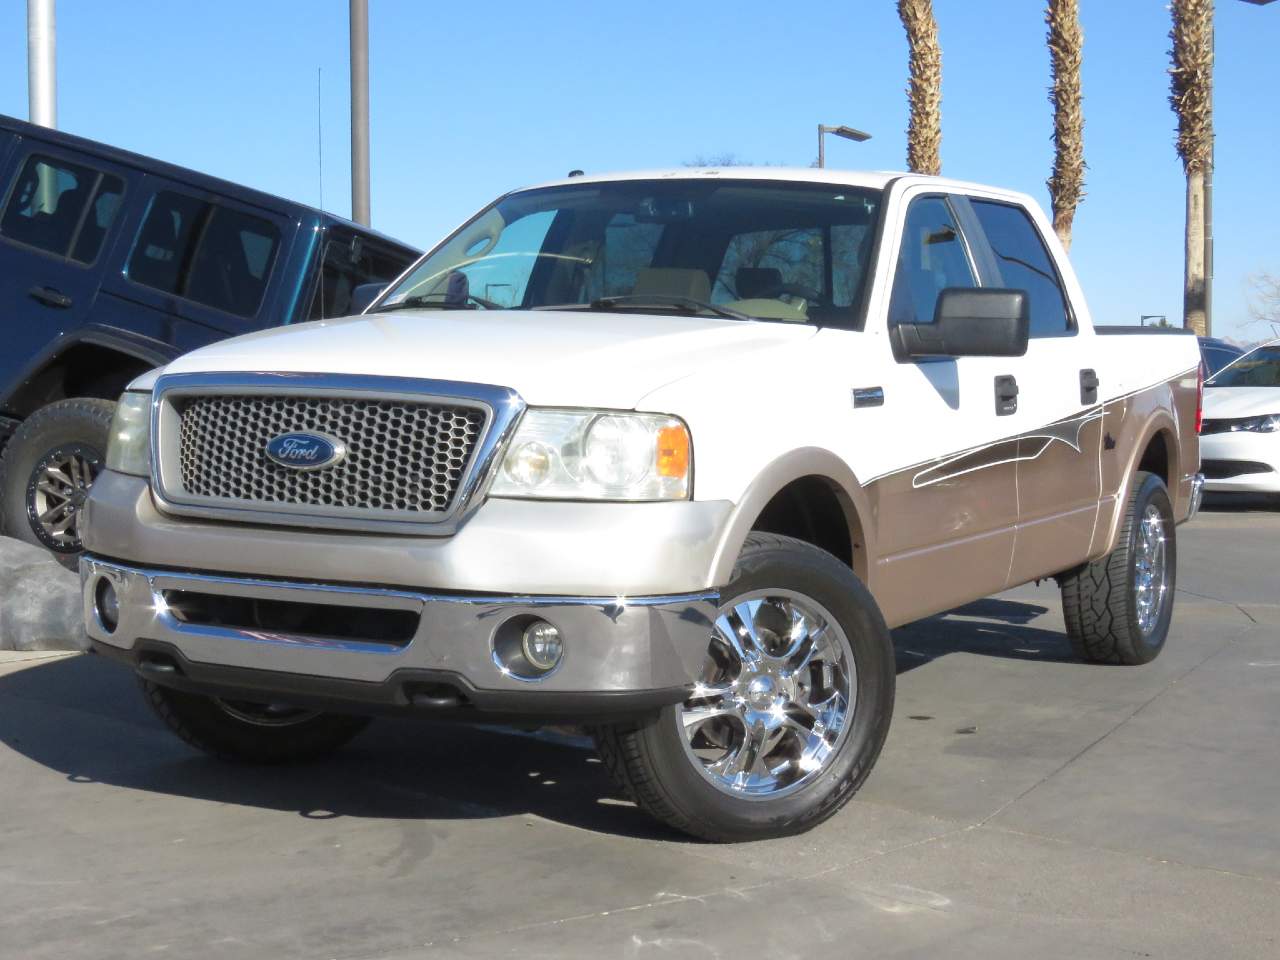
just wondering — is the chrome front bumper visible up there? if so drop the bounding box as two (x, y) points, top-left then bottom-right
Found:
(82, 557), (717, 719)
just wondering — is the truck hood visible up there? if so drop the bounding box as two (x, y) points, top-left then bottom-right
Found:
(159, 309), (817, 409)
(1203, 386), (1280, 419)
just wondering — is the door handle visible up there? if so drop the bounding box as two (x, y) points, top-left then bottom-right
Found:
(1080, 368), (1100, 405)
(994, 375), (1019, 416)
(29, 285), (73, 309)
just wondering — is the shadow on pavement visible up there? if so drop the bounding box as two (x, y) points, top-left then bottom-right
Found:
(892, 597), (1073, 673)
(1, 596), (1072, 833)
(0, 653), (679, 841)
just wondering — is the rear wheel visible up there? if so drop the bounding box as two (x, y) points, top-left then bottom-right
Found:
(592, 533), (895, 842)
(0, 399), (115, 567)
(140, 680), (371, 763)
(1059, 471), (1176, 665)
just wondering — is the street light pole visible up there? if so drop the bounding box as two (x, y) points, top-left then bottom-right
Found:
(817, 124), (872, 168)
(350, 0), (371, 226)
(27, 0), (56, 129)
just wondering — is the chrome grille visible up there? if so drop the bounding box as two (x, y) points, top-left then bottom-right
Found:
(176, 394), (486, 515)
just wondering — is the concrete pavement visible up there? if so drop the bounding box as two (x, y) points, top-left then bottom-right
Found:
(1, 496), (1277, 959)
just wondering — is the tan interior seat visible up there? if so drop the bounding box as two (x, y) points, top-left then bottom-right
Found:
(632, 268), (712, 302)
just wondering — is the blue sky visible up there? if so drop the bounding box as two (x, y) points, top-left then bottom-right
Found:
(2, 1), (1276, 343)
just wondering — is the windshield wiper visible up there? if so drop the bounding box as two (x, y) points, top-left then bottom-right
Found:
(372, 292), (505, 313)
(587, 295), (754, 322)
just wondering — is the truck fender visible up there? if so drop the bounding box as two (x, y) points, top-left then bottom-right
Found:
(1093, 405), (1181, 561)
(708, 447), (875, 588)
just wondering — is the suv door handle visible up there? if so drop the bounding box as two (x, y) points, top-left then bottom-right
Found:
(1080, 368), (1100, 405)
(29, 285), (73, 309)
(994, 375), (1019, 416)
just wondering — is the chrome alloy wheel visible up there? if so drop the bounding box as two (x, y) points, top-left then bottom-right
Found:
(215, 699), (322, 727)
(678, 590), (856, 799)
(1133, 503), (1169, 637)
(25, 443), (102, 553)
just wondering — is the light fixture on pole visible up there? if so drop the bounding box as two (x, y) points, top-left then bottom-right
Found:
(817, 124), (871, 168)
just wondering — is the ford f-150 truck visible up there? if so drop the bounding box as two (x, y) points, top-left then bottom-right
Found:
(80, 169), (1203, 841)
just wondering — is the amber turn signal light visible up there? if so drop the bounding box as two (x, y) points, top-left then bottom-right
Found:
(656, 425), (690, 478)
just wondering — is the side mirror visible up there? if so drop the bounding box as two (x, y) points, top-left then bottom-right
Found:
(895, 288), (1030, 359)
(350, 282), (388, 315)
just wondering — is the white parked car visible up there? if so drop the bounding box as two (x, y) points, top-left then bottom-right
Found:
(1201, 340), (1280, 496)
(80, 169), (1202, 841)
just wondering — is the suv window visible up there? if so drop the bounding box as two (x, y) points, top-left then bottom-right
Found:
(888, 196), (976, 326)
(970, 200), (1071, 337)
(0, 154), (124, 262)
(127, 191), (280, 317)
(308, 233), (418, 319)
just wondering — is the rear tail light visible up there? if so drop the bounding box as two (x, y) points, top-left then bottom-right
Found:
(1195, 365), (1204, 434)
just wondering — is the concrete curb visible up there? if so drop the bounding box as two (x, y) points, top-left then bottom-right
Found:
(0, 536), (88, 652)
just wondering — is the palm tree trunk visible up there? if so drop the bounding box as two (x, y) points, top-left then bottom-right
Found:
(898, 0), (942, 176)
(1170, 0), (1214, 336)
(1046, 0), (1084, 251)
(1183, 168), (1208, 335)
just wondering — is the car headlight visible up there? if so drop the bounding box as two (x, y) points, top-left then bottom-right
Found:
(490, 409), (691, 500)
(105, 392), (152, 477)
(1231, 414), (1280, 433)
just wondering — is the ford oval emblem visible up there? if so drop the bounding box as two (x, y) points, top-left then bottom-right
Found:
(265, 432), (346, 471)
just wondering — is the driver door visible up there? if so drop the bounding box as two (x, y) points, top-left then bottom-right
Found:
(859, 192), (1023, 625)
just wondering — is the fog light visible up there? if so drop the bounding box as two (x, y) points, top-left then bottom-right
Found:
(521, 620), (563, 671)
(95, 577), (120, 633)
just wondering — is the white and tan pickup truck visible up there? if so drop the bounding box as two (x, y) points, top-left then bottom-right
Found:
(80, 169), (1202, 841)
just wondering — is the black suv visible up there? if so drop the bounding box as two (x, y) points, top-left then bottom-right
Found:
(0, 115), (420, 563)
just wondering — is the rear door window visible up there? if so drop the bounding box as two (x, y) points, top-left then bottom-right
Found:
(0, 153), (124, 262)
(127, 191), (280, 317)
(970, 200), (1071, 337)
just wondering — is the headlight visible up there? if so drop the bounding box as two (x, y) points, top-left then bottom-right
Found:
(490, 409), (691, 501)
(1233, 414), (1280, 433)
(105, 392), (152, 477)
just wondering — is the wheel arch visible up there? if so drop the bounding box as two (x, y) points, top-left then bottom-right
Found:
(708, 448), (874, 588)
(1096, 414), (1181, 559)
(2, 330), (173, 418)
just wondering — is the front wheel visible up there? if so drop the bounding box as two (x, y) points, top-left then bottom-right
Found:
(140, 681), (371, 764)
(1059, 471), (1177, 665)
(592, 533), (895, 842)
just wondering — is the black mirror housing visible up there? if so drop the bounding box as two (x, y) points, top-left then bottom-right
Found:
(895, 288), (1030, 359)
(350, 281), (389, 315)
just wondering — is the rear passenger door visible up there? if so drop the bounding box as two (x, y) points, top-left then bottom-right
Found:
(0, 145), (130, 391)
(99, 179), (293, 342)
(964, 197), (1101, 582)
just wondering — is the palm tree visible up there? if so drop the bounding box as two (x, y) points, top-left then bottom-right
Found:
(897, 0), (942, 176)
(1046, 0), (1085, 251)
(1170, 0), (1214, 336)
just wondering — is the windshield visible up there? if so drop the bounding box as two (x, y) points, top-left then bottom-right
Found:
(378, 179), (883, 325)
(1207, 345), (1280, 387)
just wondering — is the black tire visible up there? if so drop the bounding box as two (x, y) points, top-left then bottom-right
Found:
(592, 533), (895, 842)
(0, 398), (116, 568)
(140, 680), (371, 764)
(1059, 471), (1176, 665)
